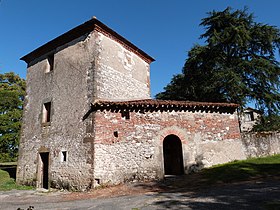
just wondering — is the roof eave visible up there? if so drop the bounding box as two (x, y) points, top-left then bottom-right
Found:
(20, 18), (155, 64)
(92, 99), (239, 111)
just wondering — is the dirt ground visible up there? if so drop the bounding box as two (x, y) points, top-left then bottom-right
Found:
(1, 175), (279, 210)
(63, 172), (280, 200)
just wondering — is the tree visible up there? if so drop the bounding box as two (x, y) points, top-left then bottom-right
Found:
(0, 72), (25, 162)
(253, 114), (280, 132)
(156, 7), (280, 116)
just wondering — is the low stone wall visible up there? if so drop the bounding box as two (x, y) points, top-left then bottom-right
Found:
(241, 131), (280, 158)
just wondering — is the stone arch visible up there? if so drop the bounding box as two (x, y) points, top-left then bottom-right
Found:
(156, 126), (189, 177)
(163, 134), (184, 175)
(158, 126), (188, 144)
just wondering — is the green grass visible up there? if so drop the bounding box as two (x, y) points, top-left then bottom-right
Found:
(200, 154), (280, 184)
(0, 169), (33, 191)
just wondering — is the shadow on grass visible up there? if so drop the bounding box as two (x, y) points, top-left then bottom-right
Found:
(134, 162), (280, 210)
(202, 162), (280, 184)
(0, 166), (17, 179)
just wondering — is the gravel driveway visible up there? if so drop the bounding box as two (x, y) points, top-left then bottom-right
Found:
(0, 178), (279, 210)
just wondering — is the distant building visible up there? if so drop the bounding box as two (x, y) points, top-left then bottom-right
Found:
(240, 107), (262, 132)
(17, 18), (242, 191)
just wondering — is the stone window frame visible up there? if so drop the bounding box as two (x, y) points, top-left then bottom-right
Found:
(41, 99), (53, 126)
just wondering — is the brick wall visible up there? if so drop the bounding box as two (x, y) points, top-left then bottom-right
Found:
(93, 109), (242, 185)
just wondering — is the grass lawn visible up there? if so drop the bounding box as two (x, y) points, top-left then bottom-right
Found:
(0, 169), (33, 191)
(200, 154), (280, 184)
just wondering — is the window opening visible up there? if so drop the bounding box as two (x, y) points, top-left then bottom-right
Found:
(62, 151), (67, 162)
(47, 54), (54, 72)
(244, 112), (254, 122)
(43, 102), (51, 123)
(121, 111), (130, 120)
(113, 131), (118, 138)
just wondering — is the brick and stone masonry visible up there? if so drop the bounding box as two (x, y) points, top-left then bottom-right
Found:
(16, 17), (248, 191)
(89, 100), (242, 185)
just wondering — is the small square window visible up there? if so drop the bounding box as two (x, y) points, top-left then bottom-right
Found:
(121, 111), (130, 120)
(46, 54), (54, 72)
(244, 112), (254, 122)
(42, 102), (51, 123)
(113, 131), (118, 138)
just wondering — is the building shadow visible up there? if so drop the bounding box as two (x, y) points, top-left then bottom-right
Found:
(150, 179), (280, 209)
(133, 163), (280, 210)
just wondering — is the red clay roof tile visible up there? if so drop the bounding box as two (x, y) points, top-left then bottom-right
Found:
(93, 99), (239, 109)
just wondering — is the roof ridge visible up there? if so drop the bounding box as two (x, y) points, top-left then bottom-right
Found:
(21, 18), (155, 64)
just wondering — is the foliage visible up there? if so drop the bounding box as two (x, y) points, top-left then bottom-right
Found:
(0, 169), (33, 191)
(156, 7), (280, 115)
(0, 72), (26, 162)
(201, 154), (280, 184)
(253, 114), (280, 131)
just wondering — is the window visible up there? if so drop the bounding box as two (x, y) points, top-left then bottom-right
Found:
(42, 102), (51, 123)
(121, 111), (130, 120)
(46, 54), (54, 72)
(244, 112), (254, 122)
(113, 131), (119, 138)
(61, 151), (67, 162)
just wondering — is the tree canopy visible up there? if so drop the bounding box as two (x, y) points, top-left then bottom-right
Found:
(0, 72), (25, 162)
(156, 7), (280, 116)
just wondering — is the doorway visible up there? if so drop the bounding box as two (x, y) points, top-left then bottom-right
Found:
(163, 135), (184, 175)
(39, 152), (49, 189)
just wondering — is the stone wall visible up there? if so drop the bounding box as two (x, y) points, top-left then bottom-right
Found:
(241, 132), (280, 157)
(19, 18), (280, 191)
(93, 109), (242, 185)
(17, 35), (96, 191)
(17, 27), (153, 190)
(93, 31), (151, 100)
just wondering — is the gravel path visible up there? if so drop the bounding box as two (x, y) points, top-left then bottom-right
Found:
(0, 178), (279, 210)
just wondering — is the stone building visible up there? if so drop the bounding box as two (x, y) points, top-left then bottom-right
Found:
(17, 18), (242, 190)
(240, 107), (262, 132)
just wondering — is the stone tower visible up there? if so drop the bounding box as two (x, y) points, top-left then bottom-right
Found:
(17, 18), (154, 190)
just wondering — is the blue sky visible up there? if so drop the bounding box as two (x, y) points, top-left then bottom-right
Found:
(1, 0), (280, 97)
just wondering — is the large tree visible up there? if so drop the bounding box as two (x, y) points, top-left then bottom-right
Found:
(0, 72), (25, 162)
(156, 7), (280, 115)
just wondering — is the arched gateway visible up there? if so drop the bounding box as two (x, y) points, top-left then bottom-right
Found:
(163, 134), (184, 175)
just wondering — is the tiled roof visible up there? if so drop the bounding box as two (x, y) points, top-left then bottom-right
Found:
(91, 99), (239, 111)
(21, 18), (155, 64)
